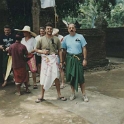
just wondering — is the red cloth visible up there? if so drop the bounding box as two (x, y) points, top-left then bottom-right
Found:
(13, 67), (28, 83)
(8, 42), (28, 69)
(27, 55), (37, 72)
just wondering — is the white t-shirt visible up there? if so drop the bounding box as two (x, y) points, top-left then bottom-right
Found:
(21, 37), (36, 53)
(58, 34), (63, 42)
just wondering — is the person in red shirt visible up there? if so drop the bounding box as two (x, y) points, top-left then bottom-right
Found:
(8, 33), (30, 95)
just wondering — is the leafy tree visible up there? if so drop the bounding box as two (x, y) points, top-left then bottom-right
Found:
(107, 2), (124, 27)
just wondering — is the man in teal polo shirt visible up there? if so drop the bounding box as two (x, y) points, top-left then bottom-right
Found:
(61, 23), (88, 102)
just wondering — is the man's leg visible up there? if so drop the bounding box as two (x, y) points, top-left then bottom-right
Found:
(2, 80), (7, 87)
(80, 83), (85, 95)
(27, 71), (30, 85)
(15, 83), (21, 95)
(35, 85), (45, 103)
(55, 78), (67, 101)
(32, 72), (38, 89)
(80, 83), (88, 102)
(40, 85), (45, 99)
(70, 85), (76, 100)
(60, 70), (65, 88)
(24, 82), (30, 93)
(54, 78), (61, 97)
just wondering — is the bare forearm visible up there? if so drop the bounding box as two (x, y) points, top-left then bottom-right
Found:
(35, 49), (43, 54)
(83, 46), (87, 59)
(59, 49), (63, 63)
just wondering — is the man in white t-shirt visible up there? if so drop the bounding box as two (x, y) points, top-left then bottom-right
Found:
(15, 26), (38, 89)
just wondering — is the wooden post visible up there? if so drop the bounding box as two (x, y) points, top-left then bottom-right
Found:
(32, 0), (40, 35)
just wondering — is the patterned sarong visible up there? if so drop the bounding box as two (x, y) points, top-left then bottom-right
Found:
(40, 54), (60, 91)
(66, 53), (84, 92)
(13, 67), (28, 83)
(27, 55), (37, 72)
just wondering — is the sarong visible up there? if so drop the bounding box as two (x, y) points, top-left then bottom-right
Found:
(40, 54), (60, 91)
(27, 55), (37, 72)
(13, 67), (28, 83)
(66, 53), (84, 92)
(4, 56), (12, 80)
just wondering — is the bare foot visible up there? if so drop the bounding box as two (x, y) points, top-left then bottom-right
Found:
(2, 81), (7, 87)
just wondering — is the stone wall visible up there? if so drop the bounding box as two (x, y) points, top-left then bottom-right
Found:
(60, 28), (108, 68)
(105, 27), (124, 58)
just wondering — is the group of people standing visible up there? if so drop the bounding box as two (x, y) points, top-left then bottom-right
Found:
(0, 22), (88, 102)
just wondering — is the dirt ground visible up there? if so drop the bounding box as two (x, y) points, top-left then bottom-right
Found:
(0, 60), (124, 124)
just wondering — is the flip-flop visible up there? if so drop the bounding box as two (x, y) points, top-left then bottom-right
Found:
(57, 96), (67, 101)
(60, 85), (66, 89)
(33, 85), (38, 89)
(35, 98), (45, 103)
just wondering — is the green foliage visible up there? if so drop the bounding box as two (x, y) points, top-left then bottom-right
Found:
(56, 0), (81, 18)
(107, 2), (124, 27)
(63, 0), (124, 28)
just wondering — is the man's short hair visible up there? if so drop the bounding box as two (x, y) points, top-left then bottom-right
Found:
(4, 25), (11, 29)
(40, 27), (45, 30)
(45, 22), (53, 28)
(15, 32), (23, 41)
(68, 23), (76, 28)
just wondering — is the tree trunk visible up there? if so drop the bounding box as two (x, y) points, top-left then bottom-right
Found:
(32, 0), (40, 35)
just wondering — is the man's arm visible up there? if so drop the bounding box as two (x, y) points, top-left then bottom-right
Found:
(82, 46), (87, 67)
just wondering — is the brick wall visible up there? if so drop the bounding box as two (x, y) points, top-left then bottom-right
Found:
(105, 27), (124, 58)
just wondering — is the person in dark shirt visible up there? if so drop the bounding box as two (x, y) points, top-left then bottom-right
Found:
(8, 33), (30, 95)
(0, 25), (15, 87)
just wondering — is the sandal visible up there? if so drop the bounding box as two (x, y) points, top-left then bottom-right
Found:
(33, 85), (38, 89)
(35, 98), (45, 103)
(57, 96), (67, 101)
(60, 85), (65, 89)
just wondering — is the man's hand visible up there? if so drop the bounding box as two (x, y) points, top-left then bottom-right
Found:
(5, 47), (9, 51)
(82, 59), (87, 67)
(0, 45), (3, 50)
(42, 49), (49, 55)
(59, 62), (63, 69)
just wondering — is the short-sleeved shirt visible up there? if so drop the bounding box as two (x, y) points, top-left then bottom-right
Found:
(21, 37), (36, 53)
(61, 33), (87, 54)
(36, 35), (61, 55)
(0, 34), (15, 46)
(8, 42), (28, 69)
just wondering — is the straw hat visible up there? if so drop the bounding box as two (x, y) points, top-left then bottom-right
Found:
(15, 26), (37, 37)
(52, 28), (59, 35)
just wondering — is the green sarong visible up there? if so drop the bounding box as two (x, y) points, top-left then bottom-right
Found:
(66, 53), (84, 92)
